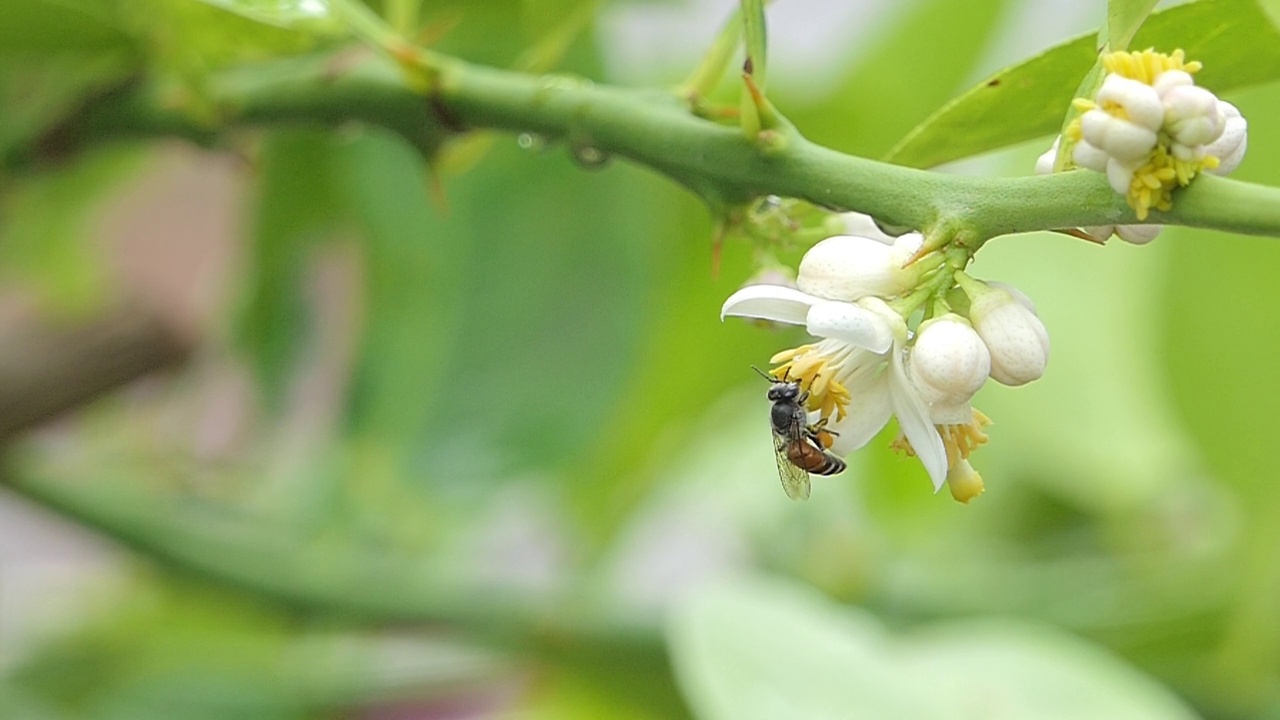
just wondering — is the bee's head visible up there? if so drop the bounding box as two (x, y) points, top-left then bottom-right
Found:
(767, 380), (800, 402)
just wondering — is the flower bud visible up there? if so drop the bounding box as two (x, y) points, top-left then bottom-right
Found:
(1072, 139), (1110, 172)
(1081, 109), (1158, 161)
(1081, 226), (1115, 242)
(1163, 84), (1224, 146)
(838, 211), (897, 244)
(1106, 157), (1139, 195)
(1205, 101), (1247, 176)
(1152, 70), (1194, 98)
(907, 314), (991, 417)
(1114, 224), (1162, 244)
(797, 234), (921, 301)
(1035, 138), (1060, 175)
(1096, 74), (1165, 131)
(958, 276), (1049, 387)
(946, 460), (985, 504)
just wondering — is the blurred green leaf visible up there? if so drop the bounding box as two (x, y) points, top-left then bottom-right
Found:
(0, 0), (134, 58)
(886, 0), (1280, 168)
(192, 0), (347, 34)
(1106, 0), (1158, 51)
(1160, 82), (1280, 712)
(1265, 0), (1280, 27)
(668, 578), (1198, 720)
(119, 0), (335, 85)
(238, 130), (352, 409)
(0, 146), (145, 314)
(788, 0), (1011, 158)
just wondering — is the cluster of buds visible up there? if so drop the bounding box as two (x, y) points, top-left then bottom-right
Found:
(721, 215), (1049, 503)
(1042, 49), (1247, 242)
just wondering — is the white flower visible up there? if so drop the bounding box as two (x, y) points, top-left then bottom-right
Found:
(720, 285), (949, 490)
(959, 275), (1049, 387)
(1205, 100), (1247, 175)
(796, 233), (926, 302)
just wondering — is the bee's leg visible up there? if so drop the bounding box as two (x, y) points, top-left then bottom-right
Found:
(807, 417), (838, 436)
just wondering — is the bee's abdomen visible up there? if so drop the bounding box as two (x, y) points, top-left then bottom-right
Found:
(786, 440), (846, 475)
(810, 453), (846, 476)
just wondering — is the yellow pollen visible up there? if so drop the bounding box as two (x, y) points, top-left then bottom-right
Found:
(769, 347), (852, 422)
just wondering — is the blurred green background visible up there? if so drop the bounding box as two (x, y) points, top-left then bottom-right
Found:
(2, 0), (1279, 718)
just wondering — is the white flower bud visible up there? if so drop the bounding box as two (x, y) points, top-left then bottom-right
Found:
(1072, 139), (1110, 172)
(1163, 84), (1224, 147)
(1170, 142), (1206, 163)
(1106, 157), (1139, 195)
(961, 278), (1049, 387)
(1081, 109), (1157, 162)
(839, 211), (897, 244)
(1081, 226), (1115, 242)
(1205, 101), (1247, 175)
(907, 314), (991, 418)
(797, 234), (920, 302)
(1153, 70), (1194, 98)
(1114, 224), (1162, 244)
(1096, 74), (1165, 130)
(1035, 138), (1060, 175)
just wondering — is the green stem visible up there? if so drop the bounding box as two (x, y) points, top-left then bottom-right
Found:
(10, 48), (1280, 241)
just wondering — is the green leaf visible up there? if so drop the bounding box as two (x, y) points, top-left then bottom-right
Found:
(1106, 0), (1159, 51)
(1263, 0), (1280, 28)
(787, 0), (1011, 159)
(886, 0), (1280, 168)
(191, 0), (346, 33)
(668, 578), (1198, 720)
(1160, 82), (1280, 708)
(0, 0), (134, 58)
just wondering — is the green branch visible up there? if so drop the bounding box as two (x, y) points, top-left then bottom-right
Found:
(9, 48), (1280, 242)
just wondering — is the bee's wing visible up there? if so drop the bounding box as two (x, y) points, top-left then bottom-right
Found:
(773, 433), (811, 500)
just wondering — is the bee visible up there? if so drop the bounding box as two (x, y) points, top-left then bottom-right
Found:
(754, 367), (847, 500)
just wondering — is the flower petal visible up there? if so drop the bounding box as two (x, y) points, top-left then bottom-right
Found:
(805, 301), (893, 353)
(826, 373), (892, 456)
(888, 345), (947, 491)
(720, 285), (821, 323)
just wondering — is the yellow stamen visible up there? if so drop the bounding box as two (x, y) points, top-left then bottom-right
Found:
(1123, 144), (1214, 221)
(1102, 48), (1200, 84)
(769, 346), (852, 421)
(938, 409), (992, 467)
(891, 408), (992, 470)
